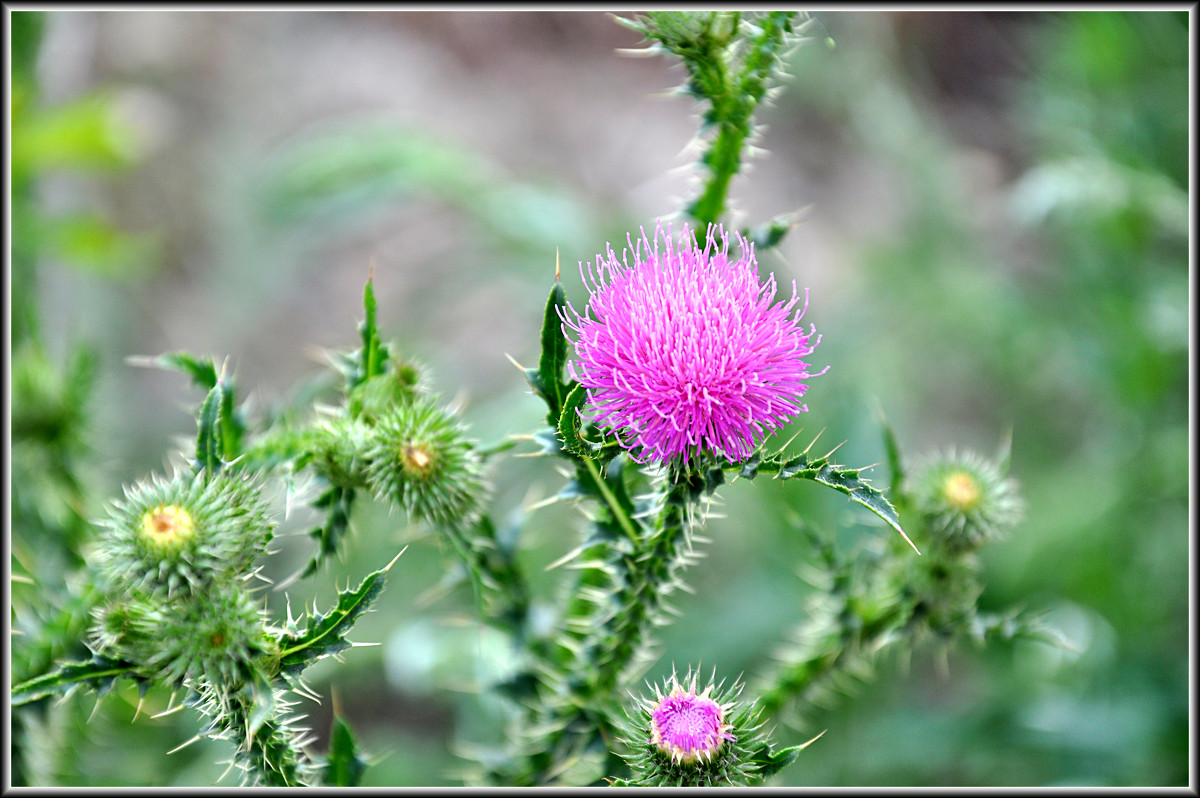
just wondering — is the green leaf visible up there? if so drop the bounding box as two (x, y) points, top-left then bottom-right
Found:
(970, 610), (1079, 653)
(749, 729), (824, 780)
(299, 485), (356, 580)
(358, 276), (388, 386)
(875, 403), (907, 506)
(735, 442), (919, 554)
(527, 277), (577, 426)
(275, 550), (404, 677)
(556, 383), (591, 459)
(12, 654), (143, 707)
(134, 352), (245, 462)
(194, 380), (224, 474)
(811, 462), (912, 547)
(322, 714), (368, 787)
(138, 351), (218, 389)
(741, 215), (792, 251)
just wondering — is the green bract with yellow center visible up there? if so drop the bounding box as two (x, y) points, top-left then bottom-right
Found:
(363, 398), (486, 528)
(96, 470), (275, 596)
(912, 449), (1023, 552)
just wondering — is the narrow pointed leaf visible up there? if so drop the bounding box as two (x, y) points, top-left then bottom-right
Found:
(12, 655), (143, 707)
(143, 351), (218, 389)
(812, 463), (917, 553)
(299, 485), (356, 580)
(142, 351), (246, 462)
(358, 276), (388, 385)
(322, 715), (368, 787)
(529, 278), (577, 425)
(732, 448), (918, 554)
(194, 380), (224, 474)
(875, 404), (906, 506)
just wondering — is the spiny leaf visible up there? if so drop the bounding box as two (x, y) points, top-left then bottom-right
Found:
(527, 276), (577, 426)
(741, 215), (792, 251)
(322, 714), (368, 787)
(733, 446), (919, 554)
(971, 610), (1079, 653)
(12, 654), (144, 707)
(141, 351), (218, 389)
(812, 462), (917, 554)
(299, 485), (356, 580)
(275, 550), (403, 677)
(875, 402), (907, 508)
(556, 383), (590, 459)
(358, 275), (388, 386)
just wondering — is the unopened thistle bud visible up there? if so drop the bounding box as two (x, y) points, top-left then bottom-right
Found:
(363, 398), (486, 528)
(349, 359), (428, 423)
(912, 449), (1023, 552)
(96, 470), (275, 596)
(149, 584), (269, 687)
(88, 580), (269, 689)
(619, 669), (786, 786)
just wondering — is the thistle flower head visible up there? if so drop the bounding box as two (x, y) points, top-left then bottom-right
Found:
(563, 221), (823, 466)
(96, 470), (275, 597)
(650, 674), (734, 764)
(619, 668), (798, 786)
(912, 448), (1023, 551)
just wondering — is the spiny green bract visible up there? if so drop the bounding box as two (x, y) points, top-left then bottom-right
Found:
(911, 448), (1023, 552)
(95, 470), (275, 597)
(617, 669), (797, 787)
(363, 398), (486, 528)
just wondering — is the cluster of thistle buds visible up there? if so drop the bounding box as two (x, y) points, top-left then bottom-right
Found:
(91, 468), (276, 694)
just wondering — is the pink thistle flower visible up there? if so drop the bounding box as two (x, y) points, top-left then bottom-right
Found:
(649, 675), (735, 764)
(563, 221), (824, 465)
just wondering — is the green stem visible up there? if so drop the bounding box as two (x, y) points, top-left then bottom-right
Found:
(689, 111), (745, 226)
(581, 455), (639, 543)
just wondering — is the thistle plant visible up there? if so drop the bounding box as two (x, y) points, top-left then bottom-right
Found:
(10, 9), (1076, 789)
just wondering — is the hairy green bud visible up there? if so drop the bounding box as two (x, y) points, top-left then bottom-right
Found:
(912, 449), (1023, 552)
(87, 581), (269, 688)
(363, 398), (486, 528)
(96, 470), (275, 596)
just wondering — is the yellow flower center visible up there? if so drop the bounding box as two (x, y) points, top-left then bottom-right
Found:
(400, 442), (436, 479)
(942, 472), (981, 511)
(139, 504), (196, 551)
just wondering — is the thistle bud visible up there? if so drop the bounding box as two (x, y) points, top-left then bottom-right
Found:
(87, 579), (269, 690)
(95, 470), (275, 596)
(912, 449), (1023, 552)
(362, 398), (486, 528)
(146, 584), (269, 687)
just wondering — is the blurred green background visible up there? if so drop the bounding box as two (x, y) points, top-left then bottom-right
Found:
(9, 10), (1189, 787)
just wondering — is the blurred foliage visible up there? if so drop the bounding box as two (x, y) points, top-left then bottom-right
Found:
(9, 9), (1189, 787)
(732, 10), (1187, 787)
